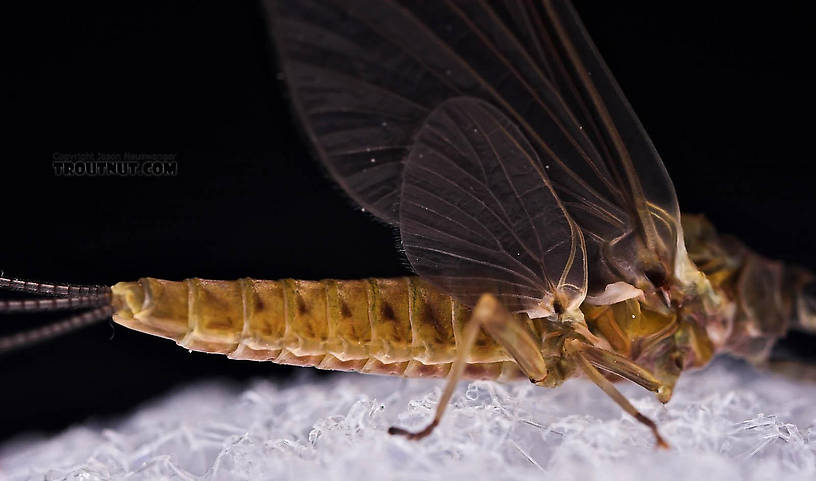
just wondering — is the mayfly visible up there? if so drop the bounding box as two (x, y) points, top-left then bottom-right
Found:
(2, 0), (814, 449)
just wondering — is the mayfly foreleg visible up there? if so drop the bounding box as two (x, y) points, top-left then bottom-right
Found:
(567, 339), (670, 449)
(389, 293), (550, 440)
(579, 343), (671, 402)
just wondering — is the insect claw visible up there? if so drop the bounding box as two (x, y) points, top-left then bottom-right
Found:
(388, 419), (438, 441)
(635, 413), (670, 449)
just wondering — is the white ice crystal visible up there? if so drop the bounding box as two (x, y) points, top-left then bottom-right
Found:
(1, 357), (815, 481)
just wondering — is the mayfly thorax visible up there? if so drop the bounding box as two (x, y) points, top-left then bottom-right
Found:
(3, 0), (815, 448)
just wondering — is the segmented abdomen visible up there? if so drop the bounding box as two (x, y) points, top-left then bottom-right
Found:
(111, 277), (525, 380)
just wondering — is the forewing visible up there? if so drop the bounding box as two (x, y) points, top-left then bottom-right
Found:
(530, 0), (683, 280)
(267, 0), (444, 223)
(399, 97), (586, 315)
(266, 0), (684, 292)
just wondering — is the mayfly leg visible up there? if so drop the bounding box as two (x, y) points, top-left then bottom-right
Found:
(579, 343), (672, 403)
(567, 339), (670, 449)
(389, 293), (551, 440)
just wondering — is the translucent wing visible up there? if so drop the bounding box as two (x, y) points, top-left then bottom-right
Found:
(266, 0), (685, 294)
(526, 1), (682, 287)
(400, 97), (586, 315)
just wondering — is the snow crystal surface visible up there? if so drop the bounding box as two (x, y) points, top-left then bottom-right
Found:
(2, 358), (815, 481)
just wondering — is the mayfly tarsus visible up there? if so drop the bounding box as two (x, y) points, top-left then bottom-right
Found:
(2, 0), (815, 448)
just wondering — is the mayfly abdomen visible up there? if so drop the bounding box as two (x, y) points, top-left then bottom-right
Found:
(111, 277), (526, 380)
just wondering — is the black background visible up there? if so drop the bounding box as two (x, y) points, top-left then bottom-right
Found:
(2, 2), (812, 442)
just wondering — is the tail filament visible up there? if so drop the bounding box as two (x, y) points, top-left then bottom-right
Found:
(0, 273), (113, 353)
(0, 273), (110, 298)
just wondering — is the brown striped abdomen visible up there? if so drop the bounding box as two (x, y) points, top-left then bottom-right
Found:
(111, 277), (526, 381)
